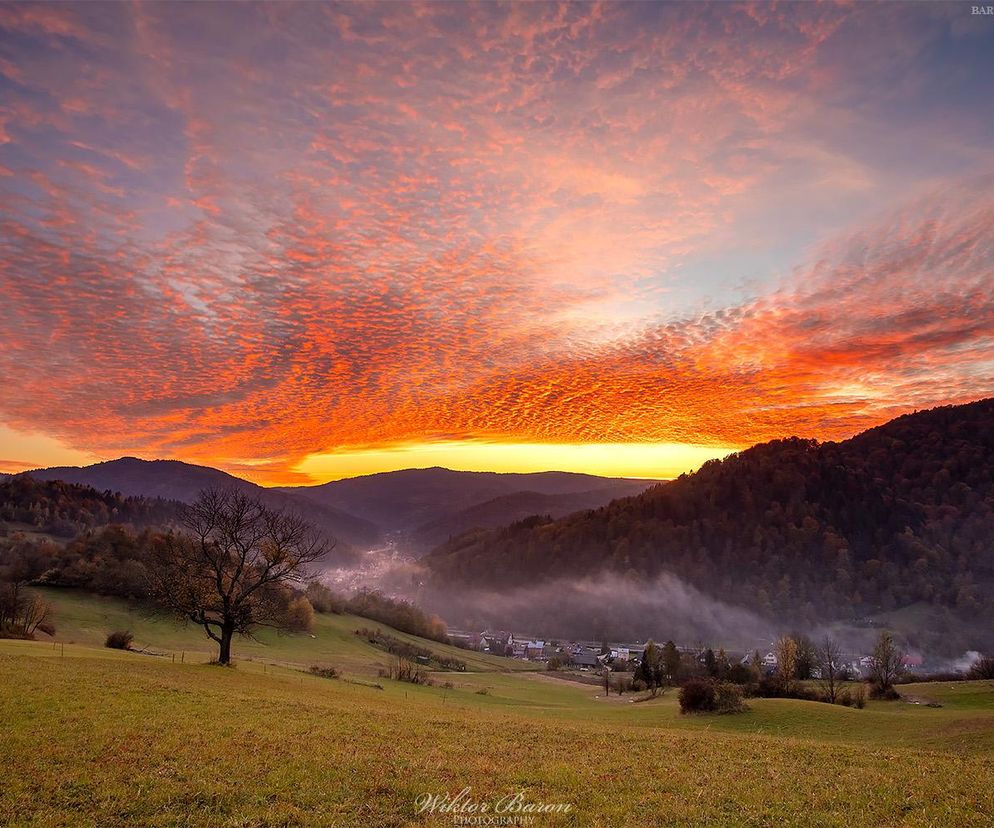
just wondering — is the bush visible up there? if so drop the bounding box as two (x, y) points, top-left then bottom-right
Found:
(679, 678), (716, 714)
(309, 665), (338, 679)
(968, 655), (994, 680)
(714, 681), (749, 714)
(105, 630), (133, 650)
(546, 657), (562, 671)
(726, 663), (755, 685)
(285, 595), (315, 632)
(869, 683), (901, 701)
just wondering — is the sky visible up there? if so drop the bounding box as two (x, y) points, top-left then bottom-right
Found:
(0, 1), (993, 485)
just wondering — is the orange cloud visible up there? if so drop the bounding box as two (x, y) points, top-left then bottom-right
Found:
(0, 3), (992, 483)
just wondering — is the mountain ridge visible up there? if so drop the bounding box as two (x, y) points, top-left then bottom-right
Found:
(423, 397), (994, 647)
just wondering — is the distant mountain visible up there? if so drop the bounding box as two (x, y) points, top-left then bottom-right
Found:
(411, 485), (654, 551)
(20, 457), (379, 552)
(424, 399), (994, 642)
(279, 467), (652, 541)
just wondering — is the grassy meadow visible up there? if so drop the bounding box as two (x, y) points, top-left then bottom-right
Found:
(1, 590), (993, 826)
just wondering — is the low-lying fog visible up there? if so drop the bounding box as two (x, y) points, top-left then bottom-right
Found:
(320, 540), (990, 662)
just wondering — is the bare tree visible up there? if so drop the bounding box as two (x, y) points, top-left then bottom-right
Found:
(818, 635), (843, 703)
(868, 631), (904, 695)
(0, 544), (53, 637)
(148, 489), (328, 664)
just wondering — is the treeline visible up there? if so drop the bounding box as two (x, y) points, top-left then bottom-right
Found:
(0, 476), (182, 538)
(307, 583), (449, 644)
(355, 627), (466, 671)
(426, 399), (994, 627)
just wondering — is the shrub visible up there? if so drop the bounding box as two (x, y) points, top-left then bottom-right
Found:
(105, 630), (133, 650)
(726, 663), (755, 685)
(714, 681), (749, 714)
(546, 657), (562, 671)
(968, 655), (994, 680)
(475, 687), (490, 696)
(852, 684), (866, 709)
(309, 665), (338, 679)
(285, 595), (315, 632)
(869, 683), (901, 701)
(679, 678), (716, 714)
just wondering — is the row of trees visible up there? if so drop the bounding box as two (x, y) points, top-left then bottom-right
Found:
(771, 631), (903, 701)
(597, 629), (908, 707)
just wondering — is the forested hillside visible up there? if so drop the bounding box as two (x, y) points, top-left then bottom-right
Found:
(0, 477), (182, 601)
(425, 399), (994, 626)
(0, 476), (182, 538)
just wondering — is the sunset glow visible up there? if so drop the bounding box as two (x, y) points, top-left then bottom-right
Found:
(1, 2), (993, 484)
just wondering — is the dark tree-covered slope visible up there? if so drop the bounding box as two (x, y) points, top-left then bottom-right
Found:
(21, 457), (379, 551)
(1, 475), (183, 538)
(411, 485), (655, 551)
(424, 399), (994, 624)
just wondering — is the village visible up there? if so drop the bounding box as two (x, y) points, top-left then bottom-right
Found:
(446, 628), (926, 682)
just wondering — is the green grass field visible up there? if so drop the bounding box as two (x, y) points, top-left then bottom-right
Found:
(2, 590), (993, 826)
(32, 587), (532, 675)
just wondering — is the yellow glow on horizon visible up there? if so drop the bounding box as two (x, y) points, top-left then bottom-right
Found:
(0, 425), (99, 473)
(294, 440), (740, 482)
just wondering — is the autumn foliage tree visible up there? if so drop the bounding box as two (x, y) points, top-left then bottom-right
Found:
(774, 635), (799, 694)
(148, 489), (327, 664)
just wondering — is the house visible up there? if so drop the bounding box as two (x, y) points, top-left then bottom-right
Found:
(481, 631), (512, 655)
(525, 642), (545, 660)
(571, 650), (602, 670)
(902, 653), (925, 671)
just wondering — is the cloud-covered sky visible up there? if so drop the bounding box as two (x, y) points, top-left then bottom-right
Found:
(1, 1), (992, 484)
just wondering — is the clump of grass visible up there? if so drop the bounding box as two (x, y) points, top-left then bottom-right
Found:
(104, 630), (133, 650)
(475, 687), (490, 696)
(309, 665), (338, 679)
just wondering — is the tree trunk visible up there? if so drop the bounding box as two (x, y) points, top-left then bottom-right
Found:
(218, 622), (235, 665)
